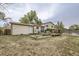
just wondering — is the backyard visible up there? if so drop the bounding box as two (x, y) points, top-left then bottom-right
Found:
(0, 34), (79, 56)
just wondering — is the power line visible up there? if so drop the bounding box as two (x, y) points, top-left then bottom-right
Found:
(0, 3), (9, 15)
(0, 4), (13, 22)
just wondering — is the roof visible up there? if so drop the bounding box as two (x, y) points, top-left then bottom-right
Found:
(10, 22), (33, 26)
(10, 22), (44, 27)
(43, 22), (54, 25)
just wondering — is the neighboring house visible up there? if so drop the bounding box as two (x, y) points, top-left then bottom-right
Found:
(42, 22), (56, 31)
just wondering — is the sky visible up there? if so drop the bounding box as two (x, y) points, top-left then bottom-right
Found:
(0, 3), (79, 28)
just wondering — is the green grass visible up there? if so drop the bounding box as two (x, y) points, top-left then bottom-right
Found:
(0, 35), (79, 56)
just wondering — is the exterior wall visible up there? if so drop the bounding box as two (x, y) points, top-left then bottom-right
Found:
(33, 26), (41, 33)
(11, 25), (33, 35)
(41, 26), (45, 32)
(43, 23), (55, 30)
(52, 25), (56, 29)
(33, 27), (38, 33)
(47, 23), (53, 29)
(39, 27), (41, 32)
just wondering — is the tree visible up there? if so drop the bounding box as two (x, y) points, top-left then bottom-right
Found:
(60, 21), (64, 30)
(35, 19), (42, 25)
(56, 21), (64, 33)
(19, 10), (42, 25)
(19, 15), (30, 24)
(0, 11), (12, 28)
(0, 11), (5, 19)
(0, 3), (14, 22)
(69, 24), (79, 30)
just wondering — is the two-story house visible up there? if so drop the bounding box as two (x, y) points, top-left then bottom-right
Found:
(42, 22), (56, 31)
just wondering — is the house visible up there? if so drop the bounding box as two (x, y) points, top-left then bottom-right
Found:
(33, 24), (45, 33)
(4, 22), (34, 35)
(4, 22), (44, 35)
(3, 21), (57, 35)
(33, 25), (42, 33)
(42, 22), (56, 31)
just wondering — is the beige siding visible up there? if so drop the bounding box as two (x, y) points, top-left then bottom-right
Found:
(12, 25), (33, 35)
(44, 23), (55, 30)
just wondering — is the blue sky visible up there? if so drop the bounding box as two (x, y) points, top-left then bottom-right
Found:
(0, 3), (79, 28)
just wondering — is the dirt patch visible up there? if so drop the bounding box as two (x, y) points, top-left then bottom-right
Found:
(0, 35), (79, 56)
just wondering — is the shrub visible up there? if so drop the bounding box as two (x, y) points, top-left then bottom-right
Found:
(0, 29), (3, 35)
(4, 29), (11, 35)
(45, 29), (52, 33)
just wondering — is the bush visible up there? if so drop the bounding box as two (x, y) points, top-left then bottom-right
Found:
(45, 29), (52, 33)
(0, 29), (3, 35)
(4, 29), (11, 35)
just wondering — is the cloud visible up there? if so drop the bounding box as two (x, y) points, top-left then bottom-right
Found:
(5, 3), (60, 21)
(26, 3), (60, 20)
(0, 3), (79, 28)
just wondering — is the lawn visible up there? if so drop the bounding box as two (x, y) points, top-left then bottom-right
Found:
(0, 35), (79, 56)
